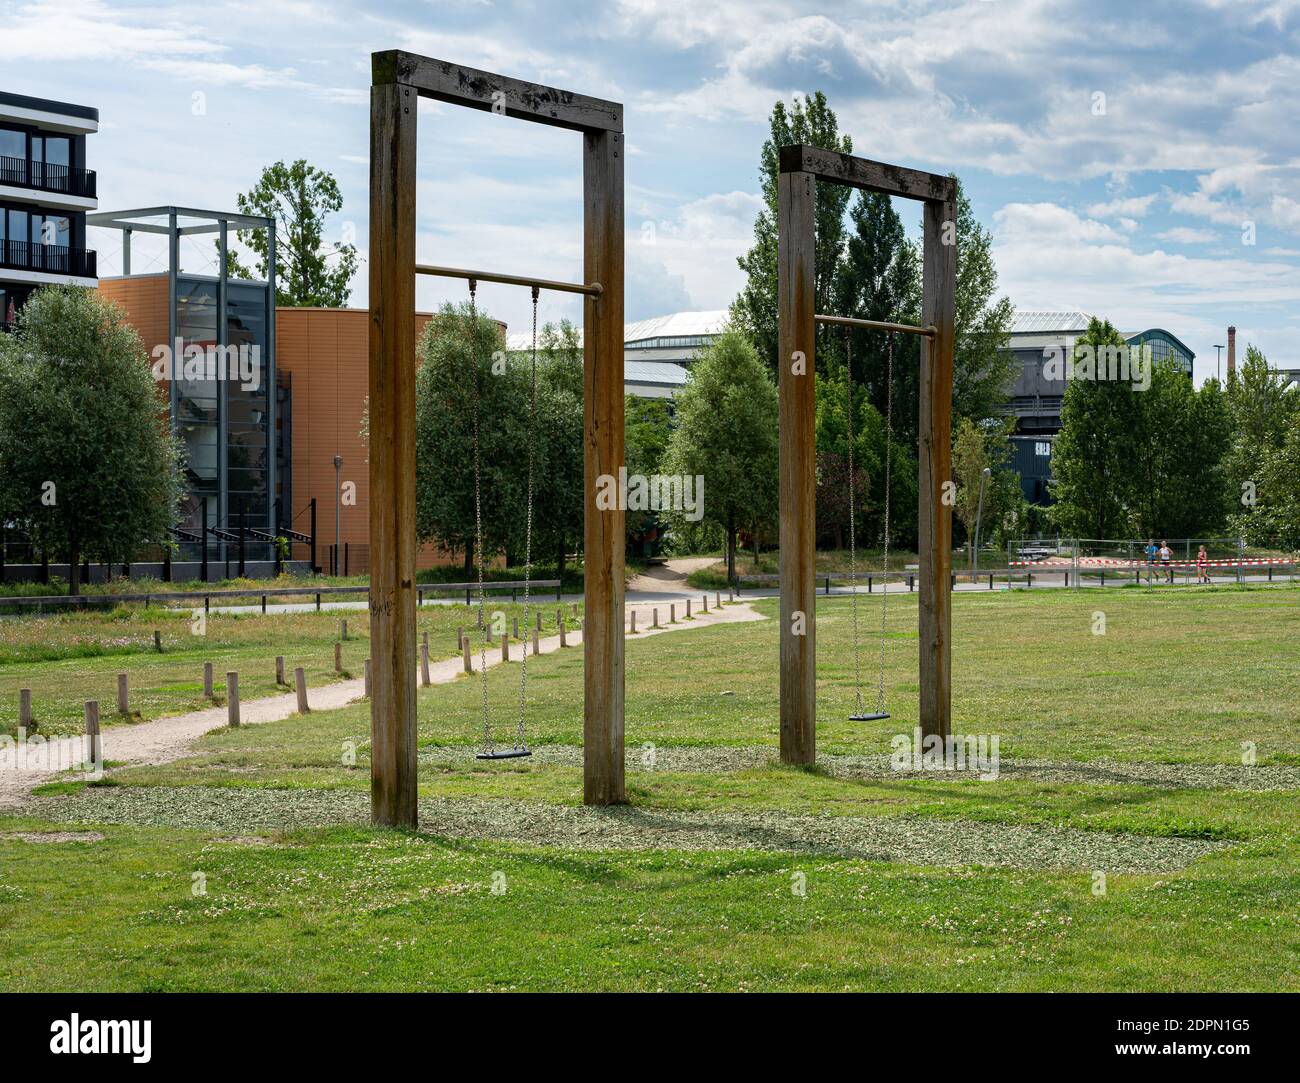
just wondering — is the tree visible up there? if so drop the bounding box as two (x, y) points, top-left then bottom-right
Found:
(625, 394), (673, 545)
(661, 331), (779, 582)
(225, 159), (358, 307)
(952, 417), (1019, 573)
(530, 321), (584, 579)
(1234, 412), (1300, 549)
(731, 92), (853, 376)
(1225, 344), (1300, 543)
(1050, 318), (1139, 539)
(0, 287), (185, 594)
(414, 304), (529, 575)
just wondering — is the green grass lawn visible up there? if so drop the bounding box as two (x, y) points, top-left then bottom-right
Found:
(1, 585), (1297, 991)
(0, 599), (581, 737)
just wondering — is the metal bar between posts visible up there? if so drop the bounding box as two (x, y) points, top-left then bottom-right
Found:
(415, 263), (602, 297)
(814, 313), (936, 338)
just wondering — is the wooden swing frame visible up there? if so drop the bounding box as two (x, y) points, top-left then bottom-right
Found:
(368, 50), (626, 827)
(776, 145), (957, 764)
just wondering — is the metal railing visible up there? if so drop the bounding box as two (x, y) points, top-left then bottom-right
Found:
(0, 238), (97, 278)
(0, 154), (97, 198)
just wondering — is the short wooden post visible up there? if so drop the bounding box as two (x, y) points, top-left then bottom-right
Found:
(670, 603), (677, 623)
(203, 663), (214, 699)
(116, 673), (129, 715)
(462, 635), (472, 673)
(364, 658), (372, 698)
(716, 591), (721, 609)
(420, 642), (431, 686)
(559, 618), (568, 648)
(153, 630), (162, 652)
(341, 619), (348, 640)
(572, 602), (579, 620)
(334, 642), (343, 673)
(532, 626), (540, 655)
(556, 608), (562, 627)
(83, 701), (101, 767)
(501, 635), (510, 662)
(19, 688), (32, 734)
(686, 598), (692, 619)
(227, 672), (240, 727)
(276, 655), (286, 684)
(652, 608), (659, 628)
(294, 667), (309, 713)
(701, 593), (708, 613)
(535, 612), (543, 632)
(629, 609), (637, 634)
(513, 617), (520, 640)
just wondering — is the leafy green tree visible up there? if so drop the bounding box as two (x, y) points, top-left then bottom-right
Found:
(1234, 412), (1300, 548)
(732, 92), (853, 376)
(415, 304), (529, 576)
(0, 287), (185, 594)
(530, 321), (584, 579)
(225, 159), (358, 307)
(952, 417), (1019, 572)
(1050, 318), (1139, 538)
(1225, 344), (1300, 543)
(625, 395), (673, 544)
(662, 331), (779, 581)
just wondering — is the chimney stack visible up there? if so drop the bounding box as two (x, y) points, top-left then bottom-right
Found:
(1227, 326), (1237, 378)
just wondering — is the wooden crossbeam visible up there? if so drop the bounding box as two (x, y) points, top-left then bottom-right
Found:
(779, 144), (956, 204)
(372, 50), (622, 133)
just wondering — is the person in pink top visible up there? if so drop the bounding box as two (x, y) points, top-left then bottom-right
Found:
(1197, 544), (1210, 584)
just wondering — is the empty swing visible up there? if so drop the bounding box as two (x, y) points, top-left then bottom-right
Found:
(845, 326), (895, 723)
(466, 282), (541, 760)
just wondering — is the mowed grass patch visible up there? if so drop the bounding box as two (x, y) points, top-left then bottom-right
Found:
(0, 600), (577, 737)
(0, 816), (1295, 992)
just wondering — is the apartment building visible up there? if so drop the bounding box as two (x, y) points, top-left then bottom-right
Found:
(0, 91), (98, 329)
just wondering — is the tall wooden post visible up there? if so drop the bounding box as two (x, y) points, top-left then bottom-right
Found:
(777, 168), (817, 765)
(367, 76), (419, 828)
(919, 198), (956, 742)
(583, 127), (626, 806)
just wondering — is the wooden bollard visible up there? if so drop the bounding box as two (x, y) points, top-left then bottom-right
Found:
(502, 634), (510, 662)
(203, 663), (214, 699)
(340, 619), (348, 641)
(512, 617), (520, 640)
(630, 609), (637, 634)
(276, 655), (286, 684)
(532, 626), (540, 655)
(364, 659), (372, 697)
(462, 636), (472, 673)
(153, 630), (162, 652)
(716, 591), (722, 609)
(686, 599), (692, 618)
(559, 618), (568, 648)
(535, 612), (543, 632)
(294, 667), (309, 713)
(670, 603), (677, 623)
(116, 673), (129, 715)
(83, 701), (101, 767)
(334, 642), (342, 673)
(19, 688), (32, 735)
(653, 608), (659, 628)
(702, 593), (708, 613)
(572, 602), (579, 619)
(420, 642), (431, 686)
(226, 672), (240, 727)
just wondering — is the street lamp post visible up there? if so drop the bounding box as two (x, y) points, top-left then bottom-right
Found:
(333, 455), (343, 577)
(973, 466), (992, 583)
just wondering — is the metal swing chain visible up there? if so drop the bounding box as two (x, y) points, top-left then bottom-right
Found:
(876, 332), (895, 716)
(515, 287), (540, 750)
(845, 327), (864, 715)
(467, 282), (493, 757)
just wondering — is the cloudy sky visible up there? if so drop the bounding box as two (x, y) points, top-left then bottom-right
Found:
(5, 0), (1299, 382)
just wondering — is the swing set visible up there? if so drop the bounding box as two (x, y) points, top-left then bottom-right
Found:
(367, 51), (955, 826)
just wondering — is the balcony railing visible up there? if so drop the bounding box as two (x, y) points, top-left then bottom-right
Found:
(0, 238), (97, 278)
(0, 155), (97, 199)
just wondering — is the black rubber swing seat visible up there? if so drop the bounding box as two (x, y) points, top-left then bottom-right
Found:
(476, 747), (533, 761)
(850, 712), (891, 722)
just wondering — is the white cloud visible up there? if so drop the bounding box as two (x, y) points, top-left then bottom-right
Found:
(1156, 227), (1220, 244)
(1087, 194), (1157, 219)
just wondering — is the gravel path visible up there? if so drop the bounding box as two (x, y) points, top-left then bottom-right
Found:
(418, 745), (1300, 792)
(29, 786), (1229, 873)
(0, 600), (765, 809)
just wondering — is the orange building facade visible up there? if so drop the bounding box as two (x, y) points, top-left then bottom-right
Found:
(98, 272), (448, 574)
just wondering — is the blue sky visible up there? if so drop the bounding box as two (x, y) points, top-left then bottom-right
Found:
(5, 0), (1299, 383)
